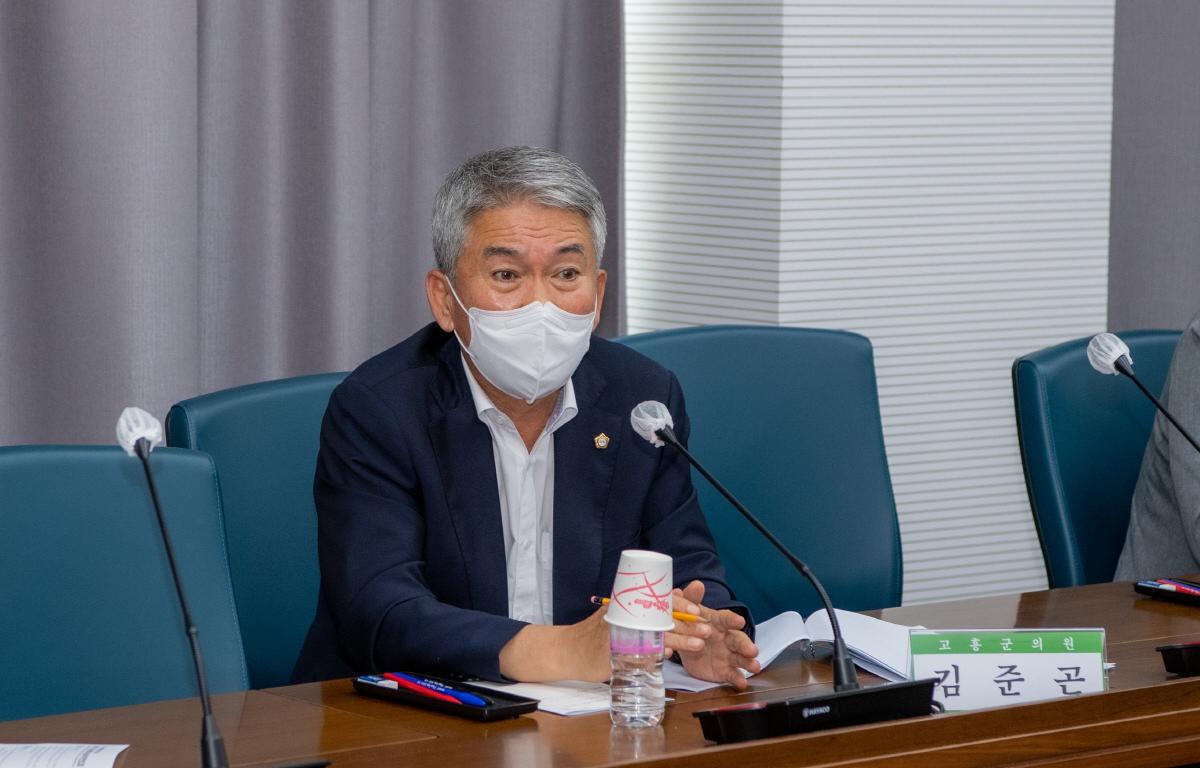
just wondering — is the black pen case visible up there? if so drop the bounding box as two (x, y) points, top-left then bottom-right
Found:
(353, 672), (539, 721)
(1134, 579), (1200, 607)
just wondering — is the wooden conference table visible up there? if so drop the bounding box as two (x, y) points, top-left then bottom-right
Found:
(6, 580), (1200, 767)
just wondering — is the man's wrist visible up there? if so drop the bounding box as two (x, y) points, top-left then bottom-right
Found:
(499, 623), (574, 681)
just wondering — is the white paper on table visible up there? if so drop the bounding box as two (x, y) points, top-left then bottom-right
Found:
(0, 744), (129, 768)
(663, 610), (811, 692)
(805, 609), (920, 682)
(469, 679), (612, 716)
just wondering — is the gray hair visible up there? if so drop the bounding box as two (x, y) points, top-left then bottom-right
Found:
(432, 146), (606, 278)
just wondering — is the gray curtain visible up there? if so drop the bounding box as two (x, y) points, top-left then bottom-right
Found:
(1109, 1), (1200, 331)
(0, 0), (622, 445)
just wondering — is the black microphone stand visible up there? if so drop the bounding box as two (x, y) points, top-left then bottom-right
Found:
(134, 441), (331, 768)
(1114, 357), (1200, 454)
(134, 439), (229, 768)
(655, 426), (860, 691)
(653, 425), (936, 743)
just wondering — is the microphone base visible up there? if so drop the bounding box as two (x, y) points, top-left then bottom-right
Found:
(693, 678), (938, 744)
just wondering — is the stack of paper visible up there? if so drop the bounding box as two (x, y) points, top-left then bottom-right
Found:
(805, 608), (918, 681)
(0, 745), (129, 768)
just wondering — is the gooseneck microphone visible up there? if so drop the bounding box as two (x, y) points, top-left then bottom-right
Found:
(117, 407), (229, 768)
(630, 401), (935, 741)
(630, 401), (859, 691)
(117, 409), (331, 768)
(1088, 333), (1200, 455)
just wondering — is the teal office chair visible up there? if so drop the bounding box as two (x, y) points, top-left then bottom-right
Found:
(617, 325), (902, 619)
(0, 446), (247, 721)
(1013, 330), (1181, 588)
(166, 372), (346, 688)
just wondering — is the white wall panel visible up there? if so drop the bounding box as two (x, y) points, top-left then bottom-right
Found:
(625, 1), (783, 332)
(625, 0), (1115, 604)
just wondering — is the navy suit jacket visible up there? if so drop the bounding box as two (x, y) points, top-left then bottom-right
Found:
(292, 323), (746, 683)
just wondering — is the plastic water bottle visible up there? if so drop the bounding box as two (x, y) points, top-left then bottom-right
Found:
(609, 624), (666, 727)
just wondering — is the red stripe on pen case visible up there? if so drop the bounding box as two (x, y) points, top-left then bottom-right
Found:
(383, 672), (460, 704)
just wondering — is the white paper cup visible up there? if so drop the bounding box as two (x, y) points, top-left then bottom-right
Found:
(604, 550), (674, 631)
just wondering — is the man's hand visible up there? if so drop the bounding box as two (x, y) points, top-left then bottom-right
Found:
(666, 580), (760, 689)
(499, 606), (610, 682)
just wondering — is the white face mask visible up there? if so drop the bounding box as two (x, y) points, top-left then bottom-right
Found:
(445, 278), (596, 404)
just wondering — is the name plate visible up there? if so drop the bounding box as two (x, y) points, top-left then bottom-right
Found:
(909, 629), (1107, 712)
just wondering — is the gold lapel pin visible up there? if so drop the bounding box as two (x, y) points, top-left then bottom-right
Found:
(594, 432), (610, 449)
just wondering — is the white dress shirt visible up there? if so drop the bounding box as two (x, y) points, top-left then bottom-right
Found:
(462, 355), (578, 625)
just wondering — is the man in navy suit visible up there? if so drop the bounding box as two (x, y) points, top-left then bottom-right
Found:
(293, 147), (758, 686)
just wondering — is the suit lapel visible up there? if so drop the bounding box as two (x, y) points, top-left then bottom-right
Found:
(427, 343), (509, 617)
(553, 355), (622, 623)
(427, 336), (623, 625)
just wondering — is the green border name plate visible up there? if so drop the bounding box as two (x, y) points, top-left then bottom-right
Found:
(909, 629), (1107, 712)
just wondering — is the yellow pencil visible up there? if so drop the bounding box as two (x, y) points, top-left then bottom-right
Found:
(590, 595), (706, 623)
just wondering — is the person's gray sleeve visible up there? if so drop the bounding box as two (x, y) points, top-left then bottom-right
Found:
(1166, 319), (1200, 564)
(1116, 315), (1200, 580)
